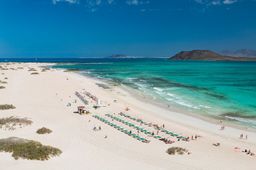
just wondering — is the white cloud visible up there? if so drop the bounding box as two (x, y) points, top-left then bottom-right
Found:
(211, 0), (221, 5)
(95, 0), (102, 5)
(52, 0), (79, 4)
(126, 0), (149, 6)
(223, 0), (237, 4)
(107, 0), (114, 4)
(52, 0), (149, 6)
(126, 0), (139, 5)
(194, 0), (238, 5)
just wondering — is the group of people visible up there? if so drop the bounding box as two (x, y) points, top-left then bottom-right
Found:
(159, 138), (175, 144)
(239, 133), (248, 140)
(93, 126), (102, 131)
(190, 135), (200, 140)
(242, 149), (255, 156)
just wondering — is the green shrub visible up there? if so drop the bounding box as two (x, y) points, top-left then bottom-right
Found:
(166, 147), (189, 155)
(36, 127), (52, 134)
(0, 104), (16, 110)
(41, 68), (50, 72)
(0, 117), (32, 130)
(0, 137), (62, 160)
(28, 68), (37, 72)
(0, 80), (7, 84)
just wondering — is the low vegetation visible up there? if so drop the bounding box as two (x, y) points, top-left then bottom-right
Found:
(0, 104), (16, 110)
(28, 68), (37, 72)
(31, 72), (39, 75)
(0, 67), (8, 71)
(0, 137), (62, 160)
(36, 127), (52, 134)
(0, 117), (32, 130)
(166, 147), (190, 155)
(0, 86), (5, 89)
(41, 67), (50, 72)
(0, 80), (7, 84)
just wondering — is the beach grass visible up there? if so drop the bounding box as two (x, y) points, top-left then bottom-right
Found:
(0, 104), (16, 110)
(0, 80), (7, 84)
(0, 117), (32, 130)
(31, 72), (39, 75)
(166, 147), (189, 155)
(0, 137), (62, 160)
(36, 127), (52, 134)
(0, 67), (8, 71)
(41, 69), (49, 72)
(0, 86), (5, 89)
(28, 68), (37, 72)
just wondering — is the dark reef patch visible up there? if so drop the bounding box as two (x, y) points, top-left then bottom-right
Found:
(135, 77), (209, 91)
(221, 112), (256, 119)
(204, 92), (227, 100)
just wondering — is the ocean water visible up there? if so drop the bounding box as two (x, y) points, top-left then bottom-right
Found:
(2, 58), (255, 128)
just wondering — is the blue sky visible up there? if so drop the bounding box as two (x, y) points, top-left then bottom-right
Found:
(0, 0), (256, 57)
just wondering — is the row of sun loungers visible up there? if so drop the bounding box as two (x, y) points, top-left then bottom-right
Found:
(105, 114), (163, 140)
(119, 112), (187, 140)
(93, 115), (150, 143)
(75, 92), (88, 105)
(119, 112), (146, 126)
(84, 91), (98, 102)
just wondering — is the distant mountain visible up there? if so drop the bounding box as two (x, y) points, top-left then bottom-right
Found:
(169, 50), (256, 61)
(221, 49), (256, 58)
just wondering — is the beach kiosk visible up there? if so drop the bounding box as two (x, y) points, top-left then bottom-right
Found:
(77, 106), (85, 115)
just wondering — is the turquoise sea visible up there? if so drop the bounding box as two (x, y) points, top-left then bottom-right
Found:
(51, 58), (256, 128)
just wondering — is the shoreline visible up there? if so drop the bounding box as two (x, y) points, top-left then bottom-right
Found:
(61, 66), (256, 134)
(121, 84), (256, 132)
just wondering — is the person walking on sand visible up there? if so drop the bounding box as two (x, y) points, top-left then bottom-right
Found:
(220, 125), (225, 130)
(240, 134), (243, 139)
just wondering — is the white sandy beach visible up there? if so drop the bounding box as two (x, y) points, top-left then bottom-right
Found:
(0, 62), (256, 170)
